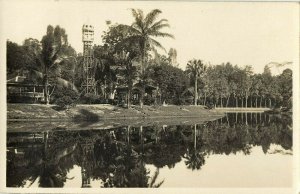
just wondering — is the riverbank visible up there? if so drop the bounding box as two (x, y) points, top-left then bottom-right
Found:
(7, 103), (224, 121)
(215, 107), (271, 112)
(7, 104), (226, 132)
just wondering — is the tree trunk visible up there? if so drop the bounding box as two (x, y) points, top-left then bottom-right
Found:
(269, 98), (272, 108)
(260, 97), (262, 108)
(43, 131), (49, 159)
(104, 80), (107, 100)
(259, 112), (261, 123)
(214, 98), (217, 108)
(245, 96), (248, 108)
(127, 84), (132, 109)
(140, 95), (144, 108)
(241, 111), (244, 123)
(220, 97), (223, 107)
(194, 75), (198, 105)
(140, 41), (147, 108)
(255, 113), (257, 125)
(194, 124), (197, 149)
(204, 92), (207, 106)
(255, 97), (258, 108)
(226, 96), (230, 107)
(264, 99), (267, 107)
(236, 97), (238, 108)
(241, 97), (244, 108)
(44, 68), (49, 105)
(127, 126), (131, 144)
(226, 114), (229, 126)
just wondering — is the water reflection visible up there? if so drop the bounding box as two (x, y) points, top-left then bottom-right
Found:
(6, 112), (292, 188)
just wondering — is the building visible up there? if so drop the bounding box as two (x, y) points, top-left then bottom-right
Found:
(7, 75), (46, 103)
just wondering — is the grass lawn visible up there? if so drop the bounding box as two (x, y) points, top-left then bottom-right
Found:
(7, 103), (224, 121)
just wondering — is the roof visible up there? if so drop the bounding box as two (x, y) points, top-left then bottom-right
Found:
(7, 75), (47, 87)
(7, 76), (27, 83)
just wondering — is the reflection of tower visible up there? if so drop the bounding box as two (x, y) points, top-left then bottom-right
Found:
(81, 141), (95, 188)
(82, 24), (96, 94)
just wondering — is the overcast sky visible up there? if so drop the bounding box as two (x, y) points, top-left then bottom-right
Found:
(1, 0), (298, 74)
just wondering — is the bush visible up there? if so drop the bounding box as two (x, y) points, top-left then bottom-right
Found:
(80, 93), (101, 104)
(51, 87), (79, 110)
(55, 96), (76, 110)
(144, 95), (155, 105)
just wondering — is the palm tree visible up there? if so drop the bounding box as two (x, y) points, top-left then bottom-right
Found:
(29, 25), (77, 104)
(186, 59), (206, 105)
(184, 148), (206, 171)
(113, 50), (139, 108)
(126, 9), (174, 107)
(148, 168), (164, 188)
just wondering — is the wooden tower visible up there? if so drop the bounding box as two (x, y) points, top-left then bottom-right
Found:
(81, 24), (96, 94)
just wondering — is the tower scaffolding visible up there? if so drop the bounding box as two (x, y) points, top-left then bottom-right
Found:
(81, 24), (96, 94)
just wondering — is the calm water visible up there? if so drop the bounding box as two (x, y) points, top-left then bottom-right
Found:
(6, 113), (292, 188)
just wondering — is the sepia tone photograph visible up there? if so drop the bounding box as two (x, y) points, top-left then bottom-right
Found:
(0, 0), (299, 194)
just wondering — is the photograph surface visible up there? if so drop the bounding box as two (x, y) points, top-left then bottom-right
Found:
(1, 1), (298, 192)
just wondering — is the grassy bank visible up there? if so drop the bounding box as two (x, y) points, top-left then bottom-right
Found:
(215, 107), (271, 112)
(7, 103), (224, 121)
(7, 104), (225, 132)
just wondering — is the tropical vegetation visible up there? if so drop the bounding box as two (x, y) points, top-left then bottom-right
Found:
(6, 9), (292, 109)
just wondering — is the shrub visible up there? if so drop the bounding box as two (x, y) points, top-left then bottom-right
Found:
(80, 93), (101, 104)
(144, 95), (155, 105)
(55, 96), (76, 110)
(51, 87), (79, 110)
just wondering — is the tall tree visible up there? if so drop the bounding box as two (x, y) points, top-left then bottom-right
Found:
(186, 59), (206, 105)
(36, 25), (77, 104)
(126, 9), (174, 107)
(276, 69), (292, 108)
(7, 41), (28, 78)
(101, 23), (141, 105)
(114, 50), (139, 108)
(149, 62), (189, 105)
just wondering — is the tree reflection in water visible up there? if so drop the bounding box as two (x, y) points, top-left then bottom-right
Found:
(7, 112), (292, 188)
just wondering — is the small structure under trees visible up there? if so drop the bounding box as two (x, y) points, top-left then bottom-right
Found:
(7, 75), (51, 103)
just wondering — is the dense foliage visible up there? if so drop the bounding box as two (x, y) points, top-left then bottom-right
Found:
(6, 9), (292, 109)
(193, 63), (292, 108)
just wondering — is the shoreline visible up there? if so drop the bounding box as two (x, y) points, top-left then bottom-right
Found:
(6, 104), (289, 132)
(7, 104), (226, 132)
(7, 103), (225, 121)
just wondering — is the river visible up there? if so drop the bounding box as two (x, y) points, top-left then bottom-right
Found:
(6, 112), (292, 188)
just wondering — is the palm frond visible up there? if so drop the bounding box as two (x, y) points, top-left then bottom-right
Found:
(149, 31), (174, 39)
(149, 38), (166, 53)
(31, 69), (44, 79)
(56, 77), (78, 92)
(119, 24), (141, 35)
(50, 45), (61, 60)
(131, 9), (144, 32)
(149, 168), (159, 187)
(144, 9), (162, 28)
(147, 23), (170, 34)
(186, 59), (206, 77)
(149, 168), (164, 188)
(153, 180), (164, 188)
(50, 55), (76, 71)
(150, 19), (168, 28)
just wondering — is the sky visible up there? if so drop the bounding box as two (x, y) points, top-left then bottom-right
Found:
(1, 0), (299, 74)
